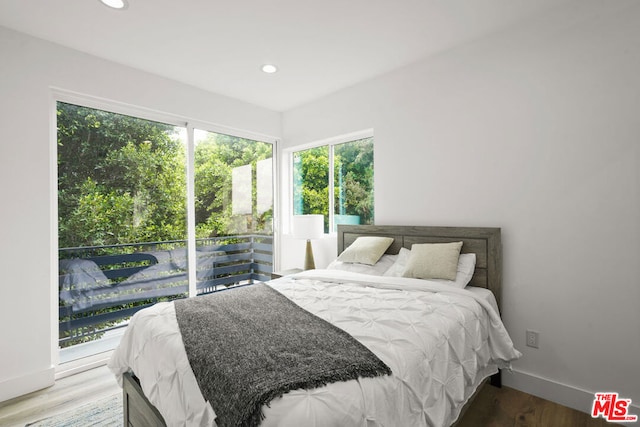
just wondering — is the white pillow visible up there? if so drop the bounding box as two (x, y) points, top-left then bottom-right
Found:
(336, 236), (394, 265)
(382, 247), (411, 277)
(403, 242), (463, 281)
(384, 247), (476, 288)
(327, 254), (397, 276)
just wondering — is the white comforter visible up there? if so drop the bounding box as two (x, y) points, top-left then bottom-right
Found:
(108, 270), (522, 427)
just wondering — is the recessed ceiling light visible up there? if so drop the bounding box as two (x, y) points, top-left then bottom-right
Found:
(261, 64), (278, 74)
(100, 0), (128, 10)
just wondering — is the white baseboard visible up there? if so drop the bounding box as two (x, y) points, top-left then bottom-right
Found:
(503, 368), (640, 415)
(0, 367), (55, 403)
(56, 350), (113, 380)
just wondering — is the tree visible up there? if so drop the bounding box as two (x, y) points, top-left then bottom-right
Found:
(293, 138), (374, 231)
(334, 138), (374, 224)
(58, 102), (187, 248)
(194, 132), (273, 237)
(58, 103), (275, 249)
(293, 146), (330, 229)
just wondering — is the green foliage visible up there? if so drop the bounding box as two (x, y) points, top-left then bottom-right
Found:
(58, 103), (274, 249)
(334, 138), (374, 224)
(293, 138), (374, 231)
(64, 178), (135, 246)
(194, 132), (273, 238)
(293, 146), (330, 227)
(58, 103), (187, 248)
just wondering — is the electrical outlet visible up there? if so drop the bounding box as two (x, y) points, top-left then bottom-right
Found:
(526, 330), (539, 348)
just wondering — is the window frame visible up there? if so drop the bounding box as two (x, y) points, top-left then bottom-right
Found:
(51, 89), (280, 368)
(285, 129), (374, 235)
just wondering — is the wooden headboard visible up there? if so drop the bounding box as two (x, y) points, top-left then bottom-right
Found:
(337, 225), (503, 309)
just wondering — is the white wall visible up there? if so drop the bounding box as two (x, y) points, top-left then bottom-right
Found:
(282, 1), (640, 414)
(0, 26), (281, 402)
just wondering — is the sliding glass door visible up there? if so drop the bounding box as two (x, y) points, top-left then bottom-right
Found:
(57, 102), (188, 361)
(57, 102), (274, 362)
(193, 129), (274, 294)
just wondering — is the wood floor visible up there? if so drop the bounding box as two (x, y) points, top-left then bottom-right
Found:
(0, 365), (120, 427)
(0, 365), (620, 427)
(458, 382), (621, 427)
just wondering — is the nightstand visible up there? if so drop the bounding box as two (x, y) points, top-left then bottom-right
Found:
(271, 268), (303, 279)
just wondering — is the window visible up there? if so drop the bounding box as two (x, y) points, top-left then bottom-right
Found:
(57, 101), (275, 361)
(57, 102), (189, 359)
(293, 146), (329, 230)
(292, 135), (373, 232)
(193, 129), (274, 294)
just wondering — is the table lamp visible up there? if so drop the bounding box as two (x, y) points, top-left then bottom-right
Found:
(292, 214), (324, 270)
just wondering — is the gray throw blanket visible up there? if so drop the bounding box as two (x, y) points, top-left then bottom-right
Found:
(174, 283), (391, 427)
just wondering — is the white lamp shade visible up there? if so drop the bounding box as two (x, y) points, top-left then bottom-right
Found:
(292, 215), (324, 240)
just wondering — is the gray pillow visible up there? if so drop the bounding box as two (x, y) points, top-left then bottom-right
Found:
(337, 236), (394, 265)
(402, 241), (463, 280)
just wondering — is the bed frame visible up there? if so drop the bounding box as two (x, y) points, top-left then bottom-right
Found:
(122, 224), (503, 427)
(337, 225), (503, 309)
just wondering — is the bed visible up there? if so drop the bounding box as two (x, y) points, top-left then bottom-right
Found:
(108, 225), (521, 427)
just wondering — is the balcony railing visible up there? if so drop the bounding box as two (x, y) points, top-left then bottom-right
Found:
(58, 234), (273, 348)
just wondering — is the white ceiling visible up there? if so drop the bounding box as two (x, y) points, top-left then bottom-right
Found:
(0, 0), (574, 112)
